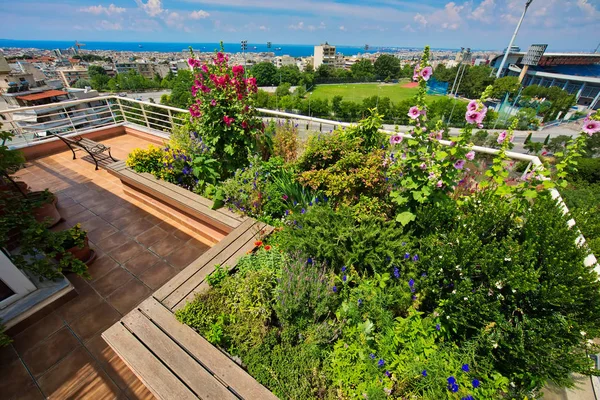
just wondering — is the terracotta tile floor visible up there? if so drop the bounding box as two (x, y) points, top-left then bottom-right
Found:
(1, 134), (212, 399)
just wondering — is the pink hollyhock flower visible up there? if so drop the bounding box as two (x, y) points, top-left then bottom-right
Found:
(223, 115), (235, 126)
(509, 134), (515, 143)
(216, 52), (226, 64)
(201, 64), (209, 73)
(465, 150), (475, 161)
(189, 105), (201, 118)
(389, 134), (403, 145)
(408, 106), (421, 119)
(582, 119), (600, 136)
(420, 66), (433, 81)
(210, 99), (217, 106)
(476, 107), (488, 124)
(465, 111), (481, 124)
(497, 131), (507, 144)
(428, 172), (436, 180)
(454, 159), (466, 170)
(247, 77), (257, 87)
(435, 131), (443, 140)
(436, 180), (443, 188)
(232, 65), (244, 76)
(241, 121), (248, 129)
(467, 100), (478, 112)
(422, 127), (427, 132)
(420, 163), (427, 170)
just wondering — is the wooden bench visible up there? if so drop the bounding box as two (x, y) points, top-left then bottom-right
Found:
(51, 133), (116, 170)
(103, 218), (277, 400)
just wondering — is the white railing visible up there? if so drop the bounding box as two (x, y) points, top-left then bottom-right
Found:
(0, 96), (596, 270)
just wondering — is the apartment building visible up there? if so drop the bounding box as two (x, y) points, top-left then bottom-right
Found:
(314, 43), (343, 70)
(57, 67), (89, 88)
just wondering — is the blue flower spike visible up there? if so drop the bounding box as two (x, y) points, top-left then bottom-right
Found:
(462, 364), (470, 372)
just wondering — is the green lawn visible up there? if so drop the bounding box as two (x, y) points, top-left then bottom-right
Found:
(309, 82), (439, 103)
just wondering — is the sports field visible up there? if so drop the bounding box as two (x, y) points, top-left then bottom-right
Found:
(309, 82), (439, 103)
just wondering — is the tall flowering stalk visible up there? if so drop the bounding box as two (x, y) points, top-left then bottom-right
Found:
(188, 44), (263, 177)
(388, 47), (479, 226)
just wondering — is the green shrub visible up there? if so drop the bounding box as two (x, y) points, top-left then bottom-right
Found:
(125, 145), (164, 174)
(561, 182), (600, 255)
(569, 158), (600, 183)
(271, 120), (299, 162)
(417, 192), (600, 394)
(275, 204), (414, 275)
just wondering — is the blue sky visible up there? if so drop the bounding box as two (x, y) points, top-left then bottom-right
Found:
(1, 0), (599, 51)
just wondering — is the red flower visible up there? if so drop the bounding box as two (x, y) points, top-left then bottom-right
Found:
(232, 65), (244, 76)
(264, 245), (272, 251)
(223, 115), (235, 126)
(254, 240), (263, 247)
(241, 121), (248, 129)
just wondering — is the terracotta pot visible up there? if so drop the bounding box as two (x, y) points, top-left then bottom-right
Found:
(31, 192), (62, 227)
(63, 236), (96, 266)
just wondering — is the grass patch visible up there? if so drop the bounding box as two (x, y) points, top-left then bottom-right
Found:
(309, 82), (440, 103)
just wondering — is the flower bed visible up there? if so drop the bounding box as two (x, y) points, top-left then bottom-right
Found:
(126, 47), (600, 399)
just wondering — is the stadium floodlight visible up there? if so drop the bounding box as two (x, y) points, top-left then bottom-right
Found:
(495, 0), (534, 78)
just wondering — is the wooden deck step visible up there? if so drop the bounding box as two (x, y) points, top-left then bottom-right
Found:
(102, 298), (277, 400)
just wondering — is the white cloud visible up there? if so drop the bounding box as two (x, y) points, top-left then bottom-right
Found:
(402, 24), (416, 32)
(136, 0), (164, 17)
(97, 20), (122, 30)
(414, 13), (428, 27)
(360, 24), (387, 32)
(469, 0), (495, 23)
(288, 21), (305, 30)
(339, 25), (347, 31)
(577, 0), (599, 16)
(190, 10), (210, 19)
(79, 4), (125, 16)
(259, 25), (268, 31)
(165, 11), (192, 31)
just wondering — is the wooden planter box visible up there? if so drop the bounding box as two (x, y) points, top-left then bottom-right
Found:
(103, 161), (277, 400)
(106, 161), (245, 245)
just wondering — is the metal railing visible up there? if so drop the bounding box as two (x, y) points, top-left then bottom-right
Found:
(0, 96), (596, 270)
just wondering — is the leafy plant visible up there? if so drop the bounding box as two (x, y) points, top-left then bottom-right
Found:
(271, 120), (299, 162)
(125, 144), (163, 174)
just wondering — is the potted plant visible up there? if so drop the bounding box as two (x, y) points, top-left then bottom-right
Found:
(56, 224), (96, 266)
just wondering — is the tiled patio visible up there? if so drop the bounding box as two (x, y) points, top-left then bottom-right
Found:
(1, 134), (212, 399)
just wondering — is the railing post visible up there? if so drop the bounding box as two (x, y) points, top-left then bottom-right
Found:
(64, 106), (77, 134)
(117, 98), (127, 123)
(107, 99), (117, 124)
(167, 109), (173, 131)
(140, 102), (150, 129)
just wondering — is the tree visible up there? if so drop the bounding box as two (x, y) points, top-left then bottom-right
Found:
(350, 59), (375, 80)
(168, 70), (194, 109)
(459, 65), (495, 99)
(547, 135), (573, 153)
(491, 76), (520, 100)
(279, 65), (302, 85)
(374, 55), (400, 79)
(276, 82), (292, 98)
(250, 62), (278, 86)
(315, 64), (334, 79)
(88, 65), (107, 78)
(72, 79), (91, 89)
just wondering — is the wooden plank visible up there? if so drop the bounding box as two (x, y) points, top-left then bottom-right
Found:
(122, 310), (237, 400)
(154, 218), (257, 302)
(138, 171), (243, 222)
(107, 160), (127, 172)
(173, 224), (274, 310)
(102, 323), (197, 400)
(164, 221), (267, 310)
(140, 298), (278, 400)
(119, 168), (242, 230)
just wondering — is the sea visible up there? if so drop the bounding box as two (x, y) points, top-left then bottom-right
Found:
(0, 39), (437, 57)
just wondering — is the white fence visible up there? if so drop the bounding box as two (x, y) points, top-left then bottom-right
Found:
(0, 96), (596, 270)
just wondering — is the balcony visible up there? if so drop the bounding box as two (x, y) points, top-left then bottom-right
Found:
(0, 96), (598, 400)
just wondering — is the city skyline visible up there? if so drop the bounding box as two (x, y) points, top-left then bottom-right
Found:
(1, 0), (599, 52)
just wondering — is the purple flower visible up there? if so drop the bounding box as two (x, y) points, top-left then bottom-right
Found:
(393, 267), (400, 279)
(422, 370), (427, 377)
(332, 286), (337, 293)
(454, 160), (466, 170)
(307, 257), (313, 264)
(462, 364), (470, 372)
(342, 275), (347, 282)
(341, 266), (347, 272)
(358, 298), (363, 306)
(472, 379), (480, 388)
(447, 376), (456, 385)
(497, 131), (507, 144)
(370, 353), (376, 359)
(301, 208), (306, 214)
(378, 359), (385, 367)
(389, 134), (403, 145)
(467, 100), (478, 112)
(408, 106), (421, 120)
(282, 194), (288, 201)
(436, 180), (443, 188)
(449, 383), (459, 393)
(582, 119), (600, 136)
(420, 66), (433, 81)
(465, 110), (481, 124)
(385, 370), (391, 378)
(413, 255), (419, 262)
(404, 253), (410, 259)
(435, 324), (441, 331)
(465, 150), (475, 161)
(409, 278), (415, 292)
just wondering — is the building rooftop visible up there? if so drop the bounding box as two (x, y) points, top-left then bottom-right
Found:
(16, 89), (68, 101)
